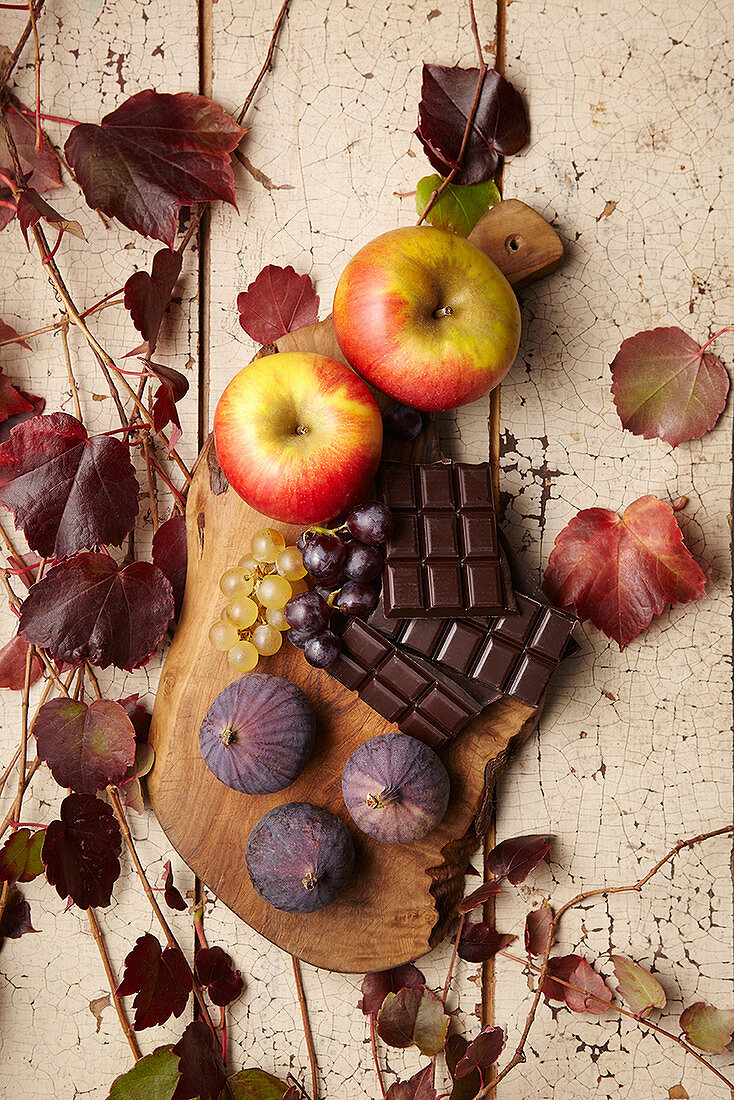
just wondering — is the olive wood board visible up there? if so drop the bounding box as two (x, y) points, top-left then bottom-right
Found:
(148, 200), (563, 973)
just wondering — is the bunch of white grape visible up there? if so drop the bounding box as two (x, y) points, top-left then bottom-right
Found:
(209, 527), (308, 673)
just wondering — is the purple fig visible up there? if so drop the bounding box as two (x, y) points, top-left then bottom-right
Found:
(246, 802), (355, 913)
(199, 674), (314, 795)
(341, 732), (450, 844)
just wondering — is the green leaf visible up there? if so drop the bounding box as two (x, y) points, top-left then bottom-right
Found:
(611, 955), (666, 1018)
(107, 1046), (180, 1100)
(679, 1002), (734, 1053)
(377, 987), (449, 1057)
(415, 174), (500, 237)
(223, 1069), (290, 1099)
(0, 827), (45, 883)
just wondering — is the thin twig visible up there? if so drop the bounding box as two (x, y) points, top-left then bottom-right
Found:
(236, 0), (291, 124)
(442, 911), (466, 1004)
(291, 955), (319, 1100)
(0, 0), (45, 94)
(59, 319), (82, 420)
(141, 435), (160, 531)
(369, 1013), (387, 1100)
(86, 907), (141, 1060)
(27, 0), (42, 151)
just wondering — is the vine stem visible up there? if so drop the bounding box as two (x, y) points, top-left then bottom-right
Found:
(86, 907), (141, 1060)
(59, 318), (82, 419)
(417, 0), (487, 226)
(0, 0), (45, 94)
(442, 910), (466, 1004)
(369, 1013), (387, 1100)
(27, 0), (42, 151)
(106, 787), (220, 1040)
(291, 955), (319, 1100)
(236, 0), (291, 124)
(0, 296), (122, 348)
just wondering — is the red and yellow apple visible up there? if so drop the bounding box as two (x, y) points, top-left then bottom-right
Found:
(213, 351), (382, 525)
(332, 225), (521, 411)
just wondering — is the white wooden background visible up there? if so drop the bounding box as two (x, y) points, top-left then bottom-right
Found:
(0, 1), (732, 1097)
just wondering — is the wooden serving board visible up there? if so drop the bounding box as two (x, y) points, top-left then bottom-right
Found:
(148, 200), (563, 972)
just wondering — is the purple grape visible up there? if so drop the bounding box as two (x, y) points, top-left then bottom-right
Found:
(302, 533), (347, 581)
(345, 502), (394, 545)
(296, 530), (311, 554)
(284, 591), (330, 637)
(335, 581), (379, 618)
(344, 540), (383, 583)
(304, 630), (342, 668)
(287, 629), (312, 649)
(382, 402), (423, 441)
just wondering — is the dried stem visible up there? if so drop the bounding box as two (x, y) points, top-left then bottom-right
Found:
(236, 0), (291, 124)
(0, 0), (45, 94)
(442, 910), (465, 1004)
(27, 0), (42, 151)
(291, 955), (319, 1100)
(59, 319), (82, 420)
(86, 907), (141, 1060)
(141, 435), (160, 531)
(369, 1013), (387, 1100)
(417, 0), (487, 226)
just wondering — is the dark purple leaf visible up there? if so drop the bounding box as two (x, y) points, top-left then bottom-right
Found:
(0, 412), (139, 558)
(172, 1020), (226, 1100)
(0, 390), (45, 443)
(152, 515), (187, 618)
(119, 694), (153, 744)
(454, 1026), (505, 1078)
(377, 987), (449, 1057)
(162, 860), (187, 912)
(16, 188), (85, 248)
(65, 91), (245, 246)
(486, 834), (553, 884)
(116, 932), (192, 1030)
(386, 1064), (437, 1100)
(459, 880), (502, 913)
(0, 884), (38, 948)
(0, 107), (61, 231)
(524, 906), (555, 957)
(0, 827), (45, 883)
(33, 697), (136, 793)
(445, 1034), (480, 1100)
(542, 954), (585, 1002)
(20, 552), (174, 670)
(42, 792), (122, 908)
(415, 65), (528, 185)
(124, 248), (183, 355)
(359, 962), (426, 1016)
(457, 922), (515, 963)
(145, 359), (189, 450)
(194, 944), (244, 1006)
(237, 264), (319, 344)
(0, 634), (43, 689)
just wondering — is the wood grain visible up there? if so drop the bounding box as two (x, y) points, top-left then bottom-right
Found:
(148, 200), (560, 971)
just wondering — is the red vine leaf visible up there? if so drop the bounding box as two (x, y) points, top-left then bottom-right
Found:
(0, 634), (43, 690)
(0, 827), (45, 883)
(358, 963), (426, 1016)
(546, 957), (612, 1015)
(0, 372), (34, 422)
(124, 248), (183, 356)
(386, 1064), (437, 1100)
(486, 834), (552, 884)
(194, 945), (245, 1006)
(0, 108), (61, 232)
(65, 91), (245, 246)
(107, 1045), (181, 1100)
(458, 879), (502, 913)
(524, 905), (555, 957)
(542, 954), (584, 1002)
(680, 1002), (734, 1054)
(171, 1019), (226, 1100)
(42, 792), (122, 908)
(145, 359), (189, 451)
(377, 987), (449, 1057)
(120, 693), (153, 744)
(611, 955), (666, 1018)
(117, 932), (193, 1031)
(20, 552), (175, 670)
(16, 188), (85, 248)
(33, 697), (136, 793)
(237, 265), (319, 345)
(152, 514), (188, 618)
(0, 319), (32, 351)
(610, 327), (730, 447)
(415, 65), (529, 185)
(543, 496), (708, 649)
(454, 1025), (505, 1078)
(0, 412), (139, 557)
(457, 921), (515, 963)
(0, 390), (45, 443)
(0, 884), (38, 948)
(445, 1035), (479, 1100)
(162, 860), (187, 912)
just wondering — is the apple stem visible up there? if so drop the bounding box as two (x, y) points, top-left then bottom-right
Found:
(434, 305), (454, 318)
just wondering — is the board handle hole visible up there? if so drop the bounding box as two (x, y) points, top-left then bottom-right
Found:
(505, 234), (523, 253)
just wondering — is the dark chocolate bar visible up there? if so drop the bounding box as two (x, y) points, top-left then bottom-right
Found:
(367, 592), (576, 710)
(377, 461), (512, 618)
(327, 619), (487, 749)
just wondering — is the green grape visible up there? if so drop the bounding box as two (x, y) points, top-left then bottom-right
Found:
(209, 619), (238, 651)
(219, 566), (254, 599)
(238, 552), (259, 572)
(266, 607), (290, 631)
(227, 639), (259, 673)
(225, 596), (258, 628)
(251, 527), (286, 563)
(275, 545), (307, 581)
(257, 574), (293, 610)
(252, 623), (283, 656)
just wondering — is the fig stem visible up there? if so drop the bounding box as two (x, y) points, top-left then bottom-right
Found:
(221, 727), (236, 746)
(366, 785), (402, 808)
(302, 869), (318, 891)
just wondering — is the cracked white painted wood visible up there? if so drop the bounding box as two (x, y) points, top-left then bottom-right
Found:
(0, 0), (731, 1097)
